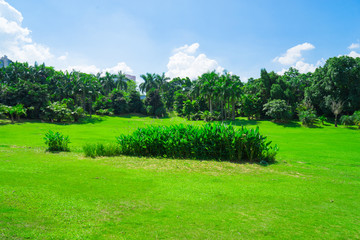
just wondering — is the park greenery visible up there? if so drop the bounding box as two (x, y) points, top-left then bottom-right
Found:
(82, 123), (277, 163)
(1, 54), (360, 238)
(1, 55), (360, 127)
(0, 115), (359, 239)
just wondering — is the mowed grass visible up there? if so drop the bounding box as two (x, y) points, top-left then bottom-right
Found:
(0, 115), (359, 239)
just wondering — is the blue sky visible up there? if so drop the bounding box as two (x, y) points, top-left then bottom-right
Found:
(1, 0), (360, 82)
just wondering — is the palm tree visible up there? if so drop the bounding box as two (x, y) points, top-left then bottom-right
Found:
(139, 73), (158, 94)
(100, 72), (116, 95)
(228, 75), (243, 120)
(115, 71), (129, 91)
(155, 72), (170, 93)
(197, 71), (219, 113)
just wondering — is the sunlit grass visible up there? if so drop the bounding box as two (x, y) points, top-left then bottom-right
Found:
(0, 115), (359, 239)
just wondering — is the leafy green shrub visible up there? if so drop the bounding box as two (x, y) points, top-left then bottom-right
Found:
(340, 115), (354, 126)
(116, 123), (278, 163)
(298, 110), (317, 126)
(182, 100), (196, 120)
(190, 111), (202, 121)
(202, 111), (221, 122)
(96, 108), (114, 116)
(341, 111), (360, 128)
(83, 143), (120, 157)
(319, 115), (327, 125)
(44, 130), (70, 152)
(0, 104), (27, 123)
(263, 99), (292, 122)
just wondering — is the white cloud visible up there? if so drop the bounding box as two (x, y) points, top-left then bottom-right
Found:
(166, 43), (224, 79)
(174, 43), (200, 54)
(274, 42), (322, 74)
(58, 52), (68, 61)
(103, 62), (133, 74)
(0, 0), (53, 63)
(348, 51), (360, 58)
(64, 62), (134, 75)
(348, 43), (360, 50)
(273, 42), (315, 65)
(64, 65), (100, 74)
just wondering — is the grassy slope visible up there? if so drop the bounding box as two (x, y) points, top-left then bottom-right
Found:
(0, 116), (359, 239)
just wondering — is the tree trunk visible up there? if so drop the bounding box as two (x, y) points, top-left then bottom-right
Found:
(232, 99), (236, 121)
(334, 114), (338, 127)
(89, 101), (92, 118)
(209, 98), (213, 114)
(221, 101), (224, 120)
(10, 114), (14, 124)
(82, 92), (86, 112)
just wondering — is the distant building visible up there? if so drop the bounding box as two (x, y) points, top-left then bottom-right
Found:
(0, 55), (13, 68)
(125, 74), (136, 81)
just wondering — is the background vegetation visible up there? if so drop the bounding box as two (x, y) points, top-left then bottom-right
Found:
(1, 55), (360, 127)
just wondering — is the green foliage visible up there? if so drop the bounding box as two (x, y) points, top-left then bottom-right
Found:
(116, 123), (278, 163)
(71, 106), (86, 122)
(341, 111), (360, 128)
(190, 111), (203, 121)
(174, 90), (187, 116)
(201, 110), (221, 122)
(145, 89), (166, 117)
(44, 130), (70, 152)
(241, 94), (262, 120)
(298, 110), (317, 126)
(296, 102), (318, 126)
(340, 115), (354, 126)
(182, 100), (196, 119)
(83, 143), (121, 157)
(0, 104), (27, 123)
(96, 108), (114, 116)
(128, 90), (146, 113)
(319, 115), (327, 125)
(110, 89), (129, 114)
(263, 99), (292, 122)
(41, 101), (84, 122)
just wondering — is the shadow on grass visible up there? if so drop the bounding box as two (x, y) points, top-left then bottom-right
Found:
(273, 121), (301, 128)
(224, 119), (259, 126)
(116, 113), (148, 118)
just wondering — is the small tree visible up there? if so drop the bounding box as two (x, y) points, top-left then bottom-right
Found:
(263, 99), (292, 122)
(319, 115), (327, 125)
(341, 111), (360, 129)
(296, 102), (317, 126)
(182, 100), (196, 120)
(330, 100), (343, 127)
(13, 104), (27, 121)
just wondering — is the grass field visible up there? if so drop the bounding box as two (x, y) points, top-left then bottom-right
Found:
(0, 115), (359, 239)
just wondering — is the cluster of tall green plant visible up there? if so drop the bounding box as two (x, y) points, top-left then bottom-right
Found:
(116, 123), (278, 163)
(0, 103), (26, 123)
(83, 143), (121, 157)
(340, 111), (360, 128)
(44, 130), (70, 152)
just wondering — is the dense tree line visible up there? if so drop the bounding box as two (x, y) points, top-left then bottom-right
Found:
(1, 56), (360, 127)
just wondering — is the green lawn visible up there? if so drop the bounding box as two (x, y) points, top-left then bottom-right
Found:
(0, 115), (359, 239)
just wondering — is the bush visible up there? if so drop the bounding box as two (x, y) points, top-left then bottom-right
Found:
(190, 111), (203, 121)
(341, 111), (360, 128)
(202, 111), (221, 122)
(116, 123), (278, 163)
(83, 143), (121, 157)
(96, 108), (114, 116)
(263, 99), (292, 122)
(298, 110), (317, 126)
(340, 115), (354, 126)
(44, 130), (70, 152)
